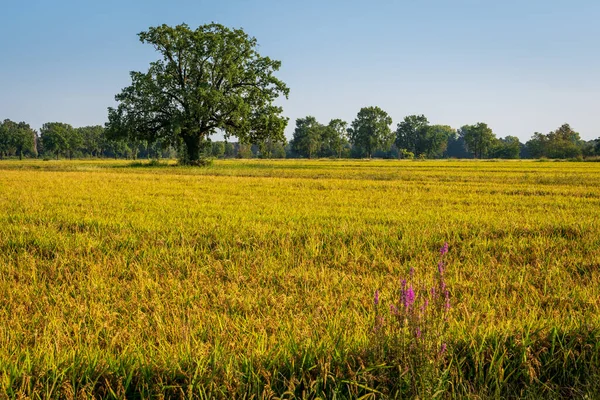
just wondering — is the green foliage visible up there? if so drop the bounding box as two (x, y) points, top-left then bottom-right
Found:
(325, 119), (349, 158)
(224, 141), (235, 158)
(211, 141), (225, 158)
(399, 148), (415, 159)
(460, 122), (497, 158)
(40, 122), (75, 159)
(290, 117), (349, 158)
(526, 124), (583, 159)
(0, 119), (37, 159)
(257, 137), (286, 158)
(236, 143), (254, 158)
(348, 106), (393, 158)
(290, 116), (323, 158)
(77, 125), (106, 157)
(490, 135), (522, 159)
(425, 125), (455, 158)
(395, 114), (429, 156)
(106, 23), (289, 164)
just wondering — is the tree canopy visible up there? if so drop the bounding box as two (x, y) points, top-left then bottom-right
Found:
(526, 124), (583, 159)
(459, 123), (496, 159)
(348, 106), (393, 158)
(0, 119), (37, 159)
(106, 23), (290, 164)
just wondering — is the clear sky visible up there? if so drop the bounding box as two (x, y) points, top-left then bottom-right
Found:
(1, 0), (599, 141)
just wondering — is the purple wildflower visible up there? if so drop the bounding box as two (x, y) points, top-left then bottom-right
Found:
(439, 343), (447, 355)
(440, 242), (449, 256)
(374, 290), (380, 306)
(405, 286), (415, 308)
(401, 279), (406, 290)
(390, 304), (398, 315)
(416, 327), (421, 339)
(438, 260), (444, 275)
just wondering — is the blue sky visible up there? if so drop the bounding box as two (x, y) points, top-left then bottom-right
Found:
(1, 0), (599, 141)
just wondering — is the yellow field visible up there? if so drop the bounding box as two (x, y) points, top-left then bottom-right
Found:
(1, 159), (599, 398)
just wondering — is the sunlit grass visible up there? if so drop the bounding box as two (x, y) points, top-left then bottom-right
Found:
(1, 159), (599, 398)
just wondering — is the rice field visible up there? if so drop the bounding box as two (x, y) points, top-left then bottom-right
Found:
(1, 159), (600, 398)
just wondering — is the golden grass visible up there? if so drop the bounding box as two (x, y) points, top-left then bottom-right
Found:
(1, 159), (599, 398)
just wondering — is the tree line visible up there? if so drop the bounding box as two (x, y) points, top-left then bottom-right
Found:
(0, 119), (284, 160)
(288, 108), (600, 160)
(1, 115), (599, 160)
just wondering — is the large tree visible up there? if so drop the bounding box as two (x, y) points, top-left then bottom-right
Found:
(459, 122), (496, 159)
(348, 106), (393, 158)
(106, 23), (289, 164)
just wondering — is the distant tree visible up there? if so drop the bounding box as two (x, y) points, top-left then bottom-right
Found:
(318, 119), (348, 158)
(105, 138), (132, 159)
(13, 122), (37, 159)
(0, 120), (12, 158)
(348, 106), (393, 158)
(236, 143), (254, 158)
(460, 123), (496, 159)
(78, 126), (105, 157)
(290, 116), (323, 158)
(224, 141), (235, 158)
(257, 137), (286, 158)
(40, 122), (73, 159)
(581, 140), (598, 157)
(444, 131), (471, 158)
(525, 124), (583, 159)
(395, 114), (429, 156)
(211, 141), (225, 158)
(0, 119), (37, 159)
(490, 136), (521, 159)
(106, 23), (289, 164)
(424, 125), (454, 158)
(525, 132), (547, 158)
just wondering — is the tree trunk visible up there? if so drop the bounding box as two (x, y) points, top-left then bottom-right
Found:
(183, 134), (202, 163)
